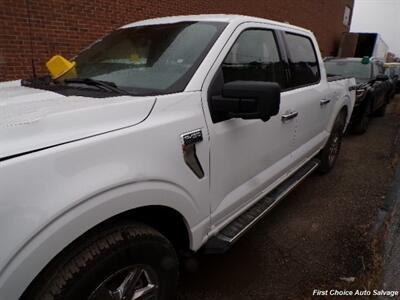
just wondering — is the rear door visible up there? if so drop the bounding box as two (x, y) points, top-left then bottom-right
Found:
(201, 23), (298, 230)
(282, 31), (333, 165)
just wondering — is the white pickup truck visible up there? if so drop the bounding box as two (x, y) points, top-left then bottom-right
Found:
(0, 15), (355, 300)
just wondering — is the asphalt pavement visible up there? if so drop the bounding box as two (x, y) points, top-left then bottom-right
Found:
(178, 95), (400, 300)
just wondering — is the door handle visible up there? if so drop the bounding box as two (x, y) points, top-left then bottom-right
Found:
(320, 99), (331, 105)
(281, 111), (298, 122)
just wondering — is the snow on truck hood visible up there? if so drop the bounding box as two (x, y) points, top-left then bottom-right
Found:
(0, 80), (156, 160)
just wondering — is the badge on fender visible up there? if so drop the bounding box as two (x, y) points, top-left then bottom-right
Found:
(180, 129), (203, 146)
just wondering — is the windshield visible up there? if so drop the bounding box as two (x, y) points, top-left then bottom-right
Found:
(324, 60), (372, 80)
(74, 21), (226, 96)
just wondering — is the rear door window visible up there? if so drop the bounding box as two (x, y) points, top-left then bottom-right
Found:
(285, 32), (320, 88)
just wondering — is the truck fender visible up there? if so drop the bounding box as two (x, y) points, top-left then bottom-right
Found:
(330, 94), (352, 133)
(0, 180), (198, 300)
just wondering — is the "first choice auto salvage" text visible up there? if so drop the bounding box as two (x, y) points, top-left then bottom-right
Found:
(313, 289), (399, 297)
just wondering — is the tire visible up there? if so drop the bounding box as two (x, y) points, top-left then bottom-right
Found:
(351, 101), (371, 135)
(374, 100), (388, 117)
(22, 222), (179, 300)
(317, 111), (346, 174)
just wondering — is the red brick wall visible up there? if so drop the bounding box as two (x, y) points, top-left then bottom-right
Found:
(0, 0), (353, 81)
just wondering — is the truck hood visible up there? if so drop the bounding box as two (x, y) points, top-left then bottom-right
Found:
(0, 81), (156, 160)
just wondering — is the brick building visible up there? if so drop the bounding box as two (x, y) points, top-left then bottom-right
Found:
(0, 0), (353, 82)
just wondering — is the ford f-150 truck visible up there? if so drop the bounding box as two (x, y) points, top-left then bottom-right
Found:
(0, 15), (355, 300)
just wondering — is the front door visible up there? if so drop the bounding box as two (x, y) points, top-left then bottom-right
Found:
(372, 63), (389, 110)
(201, 24), (298, 230)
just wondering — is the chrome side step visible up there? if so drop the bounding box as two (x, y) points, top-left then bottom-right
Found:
(205, 158), (320, 253)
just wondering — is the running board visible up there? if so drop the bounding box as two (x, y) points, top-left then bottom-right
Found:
(205, 158), (320, 253)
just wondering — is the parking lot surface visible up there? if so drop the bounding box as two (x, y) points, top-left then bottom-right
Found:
(178, 96), (400, 300)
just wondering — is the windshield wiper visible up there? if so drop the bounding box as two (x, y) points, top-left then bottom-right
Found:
(64, 78), (135, 95)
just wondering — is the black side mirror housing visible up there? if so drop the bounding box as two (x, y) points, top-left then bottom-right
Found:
(211, 81), (281, 122)
(376, 74), (389, 81)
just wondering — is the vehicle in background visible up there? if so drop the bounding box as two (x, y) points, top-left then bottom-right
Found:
(384, 62), (400, 97)
(325, 57), (391, 134)
(0, 15), (355, 300)
(338, 32), (389, 60)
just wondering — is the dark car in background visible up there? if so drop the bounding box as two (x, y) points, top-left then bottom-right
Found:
(324, 57), (392, 134)
(384, 63), (400, 96)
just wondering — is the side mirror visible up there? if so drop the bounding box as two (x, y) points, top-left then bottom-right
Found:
(211, 81), (281, 122)
(376, 74), (389, 81)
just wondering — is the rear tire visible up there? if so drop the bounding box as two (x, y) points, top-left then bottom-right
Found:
(22, 222), (179, 300)
(317, 111), (346, 174)
(374, 101), (387, 117)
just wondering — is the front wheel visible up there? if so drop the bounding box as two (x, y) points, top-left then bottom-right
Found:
(317, 111), (346, 174)
(22, 222), (179, 300)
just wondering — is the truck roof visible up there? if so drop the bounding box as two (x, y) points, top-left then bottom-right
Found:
(325, 57), (366, 62)
(122, 14), (310, 34)
(325, 57), (385, 64)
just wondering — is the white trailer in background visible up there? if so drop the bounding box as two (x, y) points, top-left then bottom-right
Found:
(338, 32), (389, 60)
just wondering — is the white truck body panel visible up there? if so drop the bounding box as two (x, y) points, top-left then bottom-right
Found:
(0, 15), (355, 299)
(0, 80), (156, 159)
(373, 34), (389, 60)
